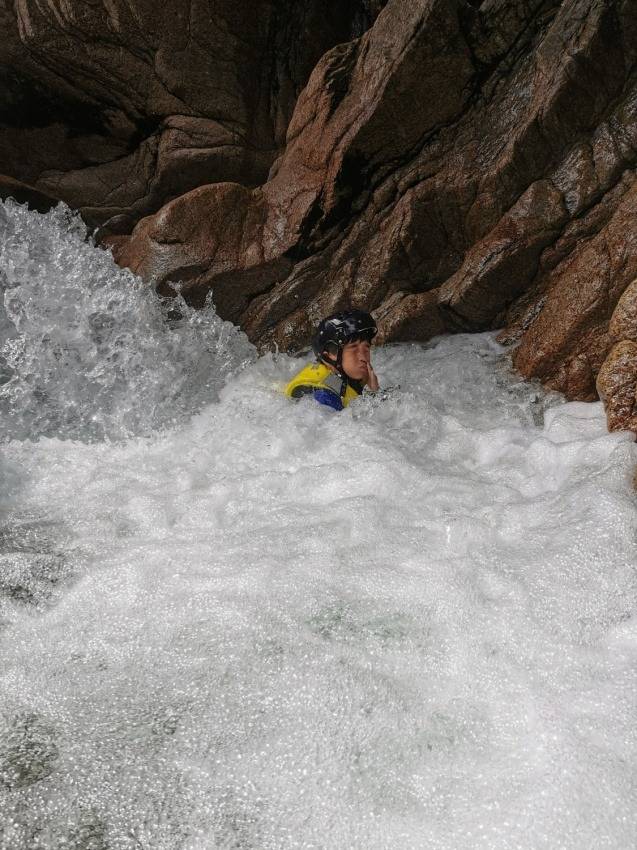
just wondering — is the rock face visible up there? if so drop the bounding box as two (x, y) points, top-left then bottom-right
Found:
(508, 176), (637, 400)
(0, 175), (58, 213)
(596, 278), (637, 432)
(597, 340), (637, 433)
(0, 0), (383, 228)
(3, 0), (637, 417)
(114, 0), (637, 406)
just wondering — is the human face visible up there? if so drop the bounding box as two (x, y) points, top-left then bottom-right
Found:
(340, 338), (372, 382)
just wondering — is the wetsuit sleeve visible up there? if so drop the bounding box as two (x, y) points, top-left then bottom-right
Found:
(313, 389), (343, 411)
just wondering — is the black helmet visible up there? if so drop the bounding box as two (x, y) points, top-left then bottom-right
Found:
(312, 309), (377, 370)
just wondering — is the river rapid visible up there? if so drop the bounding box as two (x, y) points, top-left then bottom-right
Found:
(1, 201), (636, 849)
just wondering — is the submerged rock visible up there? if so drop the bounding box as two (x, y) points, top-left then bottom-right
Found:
(0, 713), (58, 790)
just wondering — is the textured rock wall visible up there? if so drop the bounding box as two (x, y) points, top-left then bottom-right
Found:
(0, 0), (383, 227)
(115, 0), (637, 408)
(597, 277), (637, 432)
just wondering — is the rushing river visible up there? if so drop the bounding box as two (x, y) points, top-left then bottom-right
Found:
(1, 201), (636, 850)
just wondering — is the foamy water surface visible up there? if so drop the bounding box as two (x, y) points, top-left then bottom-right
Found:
(1, 202), (636, 849)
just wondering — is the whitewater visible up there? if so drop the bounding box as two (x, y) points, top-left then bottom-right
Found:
(1, 200), (636, 850)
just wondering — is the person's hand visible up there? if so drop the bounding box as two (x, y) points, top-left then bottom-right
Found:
(366, 364), (379, 392)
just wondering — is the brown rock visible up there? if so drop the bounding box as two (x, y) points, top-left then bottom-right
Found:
(377, 291), (446, 344)
(115, 183), (294, 319)
(0, 174), (59, 213)
(0, 0), (381, 226)
(115, 0), (637, 386)
(609, 278), (637, 344)
(511, 177), (637, 399)
(438, 180), (568, 330)
(596, 341), (637, 434)
(4, 0), (637, 413)
(596, 274), (637, 433)
(119, 0), (478, 347)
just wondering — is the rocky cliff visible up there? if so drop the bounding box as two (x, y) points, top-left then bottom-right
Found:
(2, 0), (636, 430)
(0, 0), (382, 227)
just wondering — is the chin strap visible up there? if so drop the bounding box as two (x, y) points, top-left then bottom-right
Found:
(319, 350), (364, 399)
(336, 347), (344, 375)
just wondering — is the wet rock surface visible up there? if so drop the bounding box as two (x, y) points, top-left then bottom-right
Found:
(597, 340), (637, 433)
(508, 177), (637, 400)
(113, 0), (637, 404)
(596, 278), (637, 433)
(0, 175), (58, 213)
(0, 0), (382, 227)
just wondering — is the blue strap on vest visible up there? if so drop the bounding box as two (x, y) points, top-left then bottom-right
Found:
(313, 389), (344, 411)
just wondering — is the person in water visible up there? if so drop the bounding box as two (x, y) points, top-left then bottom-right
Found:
(285, 309), (379, 411)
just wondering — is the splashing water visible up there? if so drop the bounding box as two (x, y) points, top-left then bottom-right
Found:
(0, 201), (254, 441)
(1, 205), (637, 850)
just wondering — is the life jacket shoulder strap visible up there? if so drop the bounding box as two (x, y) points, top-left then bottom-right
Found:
(322, 371), (346, 398)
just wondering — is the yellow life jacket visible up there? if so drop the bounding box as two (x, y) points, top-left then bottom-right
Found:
(284, 362), (362, 409)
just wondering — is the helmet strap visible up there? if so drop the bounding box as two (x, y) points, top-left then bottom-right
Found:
(335, 348), (349, 398)
(319, 347), (364, 398)
(336, 347), (344, 375)
(318, 348), (349, 399)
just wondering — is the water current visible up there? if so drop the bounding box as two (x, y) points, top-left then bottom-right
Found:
(1, 201), (636, 849)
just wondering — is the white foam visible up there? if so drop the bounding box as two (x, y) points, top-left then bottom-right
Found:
(0, 201), (254, 441)
(1, 206), (637, 849)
